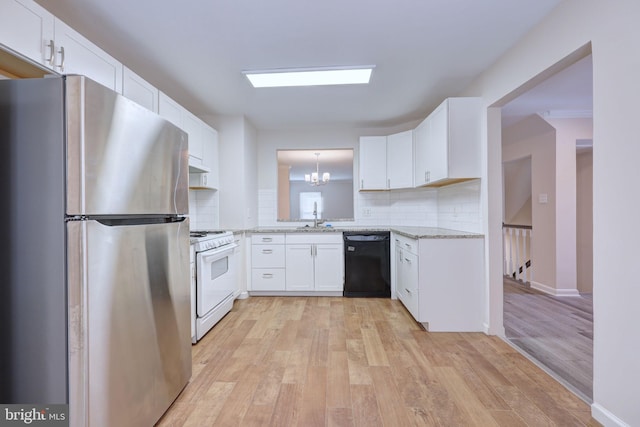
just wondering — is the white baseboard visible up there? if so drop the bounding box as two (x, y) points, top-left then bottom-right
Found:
(237, 291), (249, 300)
(530, 281), (581, 297)
(592, 403), (630, 427)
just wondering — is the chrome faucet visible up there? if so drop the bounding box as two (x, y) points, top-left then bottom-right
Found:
(313, 201), (325, 228)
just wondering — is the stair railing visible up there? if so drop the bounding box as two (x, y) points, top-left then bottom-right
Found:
(502, 223), (533, 283)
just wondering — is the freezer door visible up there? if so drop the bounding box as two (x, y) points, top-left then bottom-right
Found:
(65, 76), (188, 216)
(67, 218), (191, 427)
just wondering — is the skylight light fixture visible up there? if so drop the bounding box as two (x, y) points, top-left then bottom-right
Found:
(243, 65), (375, 88)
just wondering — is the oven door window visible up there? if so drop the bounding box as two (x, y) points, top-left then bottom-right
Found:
(209, 257), (228, 281)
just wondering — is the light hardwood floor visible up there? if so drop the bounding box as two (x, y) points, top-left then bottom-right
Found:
(157, 297), (599, 426)
(503, 278), (593, 401)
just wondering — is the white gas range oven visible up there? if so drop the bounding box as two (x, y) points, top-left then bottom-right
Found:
(190, 230), (238, 343)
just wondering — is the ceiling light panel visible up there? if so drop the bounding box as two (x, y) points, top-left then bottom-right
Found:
(243, 66), (374, 88)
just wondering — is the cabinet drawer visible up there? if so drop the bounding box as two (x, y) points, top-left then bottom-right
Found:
(251, 234), (285, 245)
(252, 244), (285, 268)
(285, 232), (342, 244)
(394, 234), (418, 254)
(251, 268), (286, 291)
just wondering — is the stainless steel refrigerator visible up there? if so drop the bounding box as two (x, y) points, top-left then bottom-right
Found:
(0, 76), (192, 426)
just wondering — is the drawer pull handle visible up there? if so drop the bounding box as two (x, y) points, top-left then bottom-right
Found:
(262, 237), (273, 242)
(263, 273), (273, 279)
(404, 258), (411, 263)
(405, 288), (412, 295)
(405, 243), (411, 248)
(262, 249), (273, 254)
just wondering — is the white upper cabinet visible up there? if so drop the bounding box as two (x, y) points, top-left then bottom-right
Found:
(122, 66), (158, 112)
(360, 131), (413, 191)
(386, 130), (414, 189)
(200, 125), (219, 189)
(158, 92), (211, 174)
(181, 111), (204, 166)
(359, 136), (387, 190)
(414, 97), (482, 187)
(189, 125), (219, 190)
(52, 18), (123, 92)
(0, 1), (123, 91)
(0, 0), (54, 67)
(158, 91), (183, 127)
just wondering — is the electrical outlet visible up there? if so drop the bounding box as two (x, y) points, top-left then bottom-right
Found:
(362, 207), (372, 217)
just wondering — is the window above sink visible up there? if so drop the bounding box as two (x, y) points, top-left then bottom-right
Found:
(276, 149), (354, 221)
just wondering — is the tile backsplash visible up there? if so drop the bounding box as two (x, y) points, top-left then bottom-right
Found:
(189, 189), (219, 230)
(258, 179), (482, 231)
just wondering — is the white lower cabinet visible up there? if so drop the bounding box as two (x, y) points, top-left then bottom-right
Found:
(285, 233), (343, 293)
(249, 232), (343, 294)
(394, 233), (484, 332)
(396, 242), (419, 320)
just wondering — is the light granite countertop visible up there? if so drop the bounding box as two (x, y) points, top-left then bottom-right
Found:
(244, 225), (483, 239)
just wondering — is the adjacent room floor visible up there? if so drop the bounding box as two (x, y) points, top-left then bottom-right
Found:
(503, 277), (594, 402)
(158, 296), (597, 426)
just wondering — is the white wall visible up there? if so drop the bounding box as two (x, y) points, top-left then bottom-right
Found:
(576, 149), (593, 293)
(209, 115), (258, 229)
(463, 1), (640, 424)
(546, 117), (593, 295)
(503, 115), (557, 293)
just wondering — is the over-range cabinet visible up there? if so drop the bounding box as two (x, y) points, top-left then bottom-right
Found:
(0, 76), (192, 426)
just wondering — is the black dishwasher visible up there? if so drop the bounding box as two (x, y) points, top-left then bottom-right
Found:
(343, 231), (391, 297)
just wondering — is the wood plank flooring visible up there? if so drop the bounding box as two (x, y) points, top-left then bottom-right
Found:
(157, 297), (599, 426)
(503, 278), (593, 401)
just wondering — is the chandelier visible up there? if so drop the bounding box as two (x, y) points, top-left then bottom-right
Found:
(305, 152), (330, 186)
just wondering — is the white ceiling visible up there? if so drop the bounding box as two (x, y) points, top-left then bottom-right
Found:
(34, 0), (563, 130)
(501, 54), (593, 127)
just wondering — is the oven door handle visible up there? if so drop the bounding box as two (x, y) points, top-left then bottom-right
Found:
(200, 243), (239, 262)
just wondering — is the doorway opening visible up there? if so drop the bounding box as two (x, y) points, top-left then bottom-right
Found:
(498, 52), (594, 402)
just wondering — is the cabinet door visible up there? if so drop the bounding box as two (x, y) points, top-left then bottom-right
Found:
(386, 130), (413, 189)
(158, 92), (183, 128)
(425, 100), (448, 183)
(359, 136), (387, 190)
(182, 112), (204, 165)
(0, 0), (55, 68)
(53, 18), (123, 92)
(413, 117), (430, 186)
(399, 250), (420, 320)
(314, 243), (344, 291)
(122, 66), (158, 112)
(285, 244), (314, 291)
(201, 125), (219, 189)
